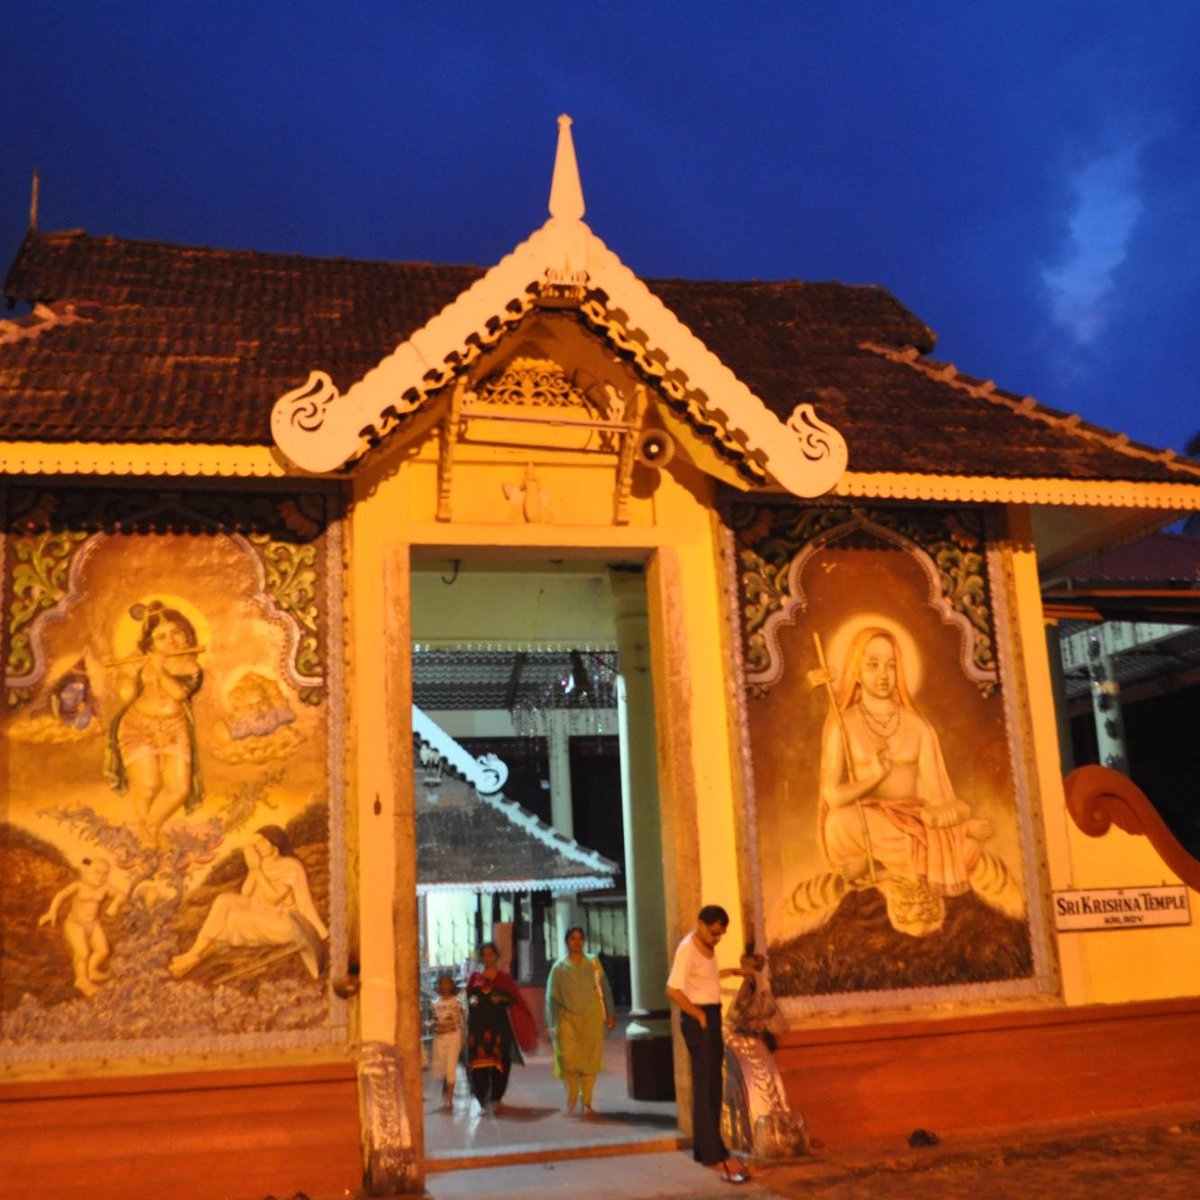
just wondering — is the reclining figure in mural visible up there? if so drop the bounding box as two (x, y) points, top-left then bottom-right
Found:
(168, 825), (328, 980)
(796, 626), (1022, 937)
(105, 600), (205, 844)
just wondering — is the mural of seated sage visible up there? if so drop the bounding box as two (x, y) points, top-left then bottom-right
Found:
(726, 502), (1053, 1015)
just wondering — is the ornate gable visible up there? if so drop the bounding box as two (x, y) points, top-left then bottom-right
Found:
(421, 308), (769, 524)
(270, 116), (849, 500)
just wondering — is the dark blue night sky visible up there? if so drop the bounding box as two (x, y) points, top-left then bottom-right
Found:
(4, 2), (1198, 455)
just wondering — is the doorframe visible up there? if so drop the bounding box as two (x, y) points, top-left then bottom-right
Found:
(393, 541), (728, 1165)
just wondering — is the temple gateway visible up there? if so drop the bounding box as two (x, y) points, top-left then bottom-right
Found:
(2, 117), (1200, 1198)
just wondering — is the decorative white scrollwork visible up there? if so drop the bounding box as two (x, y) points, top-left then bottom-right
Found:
(411, 704), (509, 795)
(358, 1041), (418, 1193)
(278, 370), (340, 433)
(476, 357), (595, 411)
(474, 752), (508, 795)
(787, 402), (842, 465)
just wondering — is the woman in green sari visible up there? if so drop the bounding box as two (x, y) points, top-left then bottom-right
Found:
(545, 926), (616, 1115)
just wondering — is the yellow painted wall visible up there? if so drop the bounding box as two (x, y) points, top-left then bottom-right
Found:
(410, 560), (618, 646)
(346, 480), (403, 1046)
(357, 460), (1200, 1042)
(1053, 824), (1200, 1004)
(1007, 504), (1200, 1008)
(348, 434), (750, 1026)
(332, 332), (757, 1173)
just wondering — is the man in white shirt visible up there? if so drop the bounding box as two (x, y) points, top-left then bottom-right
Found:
(666, 904), (751, 1184)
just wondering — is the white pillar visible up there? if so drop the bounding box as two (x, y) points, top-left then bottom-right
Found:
(1088, 638), (1129, 774)
(547, 710), (577, 949)
(610, 567), (674, 1099)
(609, 568), (668, 1017)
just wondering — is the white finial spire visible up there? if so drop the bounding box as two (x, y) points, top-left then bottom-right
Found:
(549, 113), (585, 221)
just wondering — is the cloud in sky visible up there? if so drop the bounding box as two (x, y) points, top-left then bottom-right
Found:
(1042, 144), (1145, 346)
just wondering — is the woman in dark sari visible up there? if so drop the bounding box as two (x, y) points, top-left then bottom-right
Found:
(465, 941), (536, 1113)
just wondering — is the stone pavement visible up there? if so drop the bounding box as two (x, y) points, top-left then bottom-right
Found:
(423, 1034), (679, 1165)
(765, 1114), (1200, 1199)
(425, 1110), (1200, 1200)
(418, 1016), (1200, 1200)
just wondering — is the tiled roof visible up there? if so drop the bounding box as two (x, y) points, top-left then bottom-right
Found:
(3, 228), (1197, 485)
(413, 706), (617, 893)
(416, 774), (618, 894)
(1058, 531), (1200, 585)
(2, 230), (482, 445)
(412, 647), (616, 711)
(648, 282), (1197, 484)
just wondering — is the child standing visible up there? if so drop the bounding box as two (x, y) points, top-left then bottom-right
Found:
(428, 973), (466, 1110)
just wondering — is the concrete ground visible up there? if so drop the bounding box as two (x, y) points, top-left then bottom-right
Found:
(418, 1019), (1200, 1199)
(423, 1018), (681, 1165)
(425, 1107), (1200, 1200)
(763, 1111), (1200, 1200)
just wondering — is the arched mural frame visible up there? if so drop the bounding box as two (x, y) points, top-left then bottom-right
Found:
(748, 511), (998, 697)
(0, 482), (349, 1065)
(723, 498), (1054, 1017)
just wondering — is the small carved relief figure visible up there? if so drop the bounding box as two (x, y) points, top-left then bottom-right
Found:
(727, 952), (782, 1052)
(38, 856), (125, 997)
(602, 382), (626, 426)
(503, 463), (552, 523)
(105, 601), (205, 843)
(168, 825), (328, 980)
(50, 658), (96, 730)
(211, 671), (301, 765)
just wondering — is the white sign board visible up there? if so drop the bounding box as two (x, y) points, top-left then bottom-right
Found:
(1053, 886), (1191, 932)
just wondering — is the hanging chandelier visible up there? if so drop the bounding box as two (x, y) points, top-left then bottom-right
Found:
(509, 647), (618, 739)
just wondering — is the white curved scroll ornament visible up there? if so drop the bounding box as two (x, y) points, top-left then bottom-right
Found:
(272, 352), (428, 474)
(411, 704), (509, 795)
(788, 403), (845, 467)
(768, 402), (848, 496)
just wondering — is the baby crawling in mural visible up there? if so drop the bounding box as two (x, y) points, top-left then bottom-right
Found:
(795, 625), (1022, 939)
(20, 817), (330, 1036)
(37, 857), (125, 998)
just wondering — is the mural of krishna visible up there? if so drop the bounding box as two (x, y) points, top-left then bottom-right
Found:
(0, 488), (346, 1062)
(727, 503), (1053, 1017)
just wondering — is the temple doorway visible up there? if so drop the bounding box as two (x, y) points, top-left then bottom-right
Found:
(409, 555), (679, 1164)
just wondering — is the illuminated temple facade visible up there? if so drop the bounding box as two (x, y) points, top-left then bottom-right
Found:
(2, 118), (1200, 1198)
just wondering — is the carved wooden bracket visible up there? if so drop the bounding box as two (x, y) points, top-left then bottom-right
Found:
(1064, 764), (1200, 893)
(358, 1041), (419, 1195)
(434, 363), (652, 524)
(722, 1032), (810, 1161)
